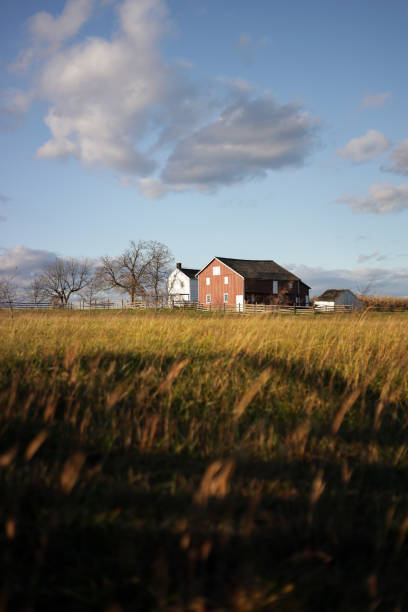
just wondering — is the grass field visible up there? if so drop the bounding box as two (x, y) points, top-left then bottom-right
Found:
(1, 309), (408, 611)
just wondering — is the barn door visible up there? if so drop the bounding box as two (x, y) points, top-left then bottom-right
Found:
(236, 294), (243, 312)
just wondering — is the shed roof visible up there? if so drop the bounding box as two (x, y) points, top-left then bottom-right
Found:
(216, 257), (308, 284)
(316, 289), (356, 301)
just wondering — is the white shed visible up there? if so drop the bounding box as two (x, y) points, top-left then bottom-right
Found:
(167, 263), (199, 303)
(314, 289), (362, 310)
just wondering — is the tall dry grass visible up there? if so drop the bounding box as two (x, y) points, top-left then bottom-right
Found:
(359, 294), (408, 310)
(1, 309), (408, 610)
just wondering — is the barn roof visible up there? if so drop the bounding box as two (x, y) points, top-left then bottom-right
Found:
(216, 257), (308, 284)
(316, 289), (354, 300)
(180, 267), (199, 279)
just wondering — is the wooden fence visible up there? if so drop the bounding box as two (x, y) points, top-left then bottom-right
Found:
(0, 302), (73, 310)
(1, 300), (355, 315)
(194, 303), (353, 315)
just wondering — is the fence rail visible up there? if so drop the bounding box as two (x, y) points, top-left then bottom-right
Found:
(194, 303), (353, 315)
(0, 300), (358, 315)
(0, 302), (73, 310)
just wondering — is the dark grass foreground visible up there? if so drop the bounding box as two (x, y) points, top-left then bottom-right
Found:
(1, 310), (408, 611)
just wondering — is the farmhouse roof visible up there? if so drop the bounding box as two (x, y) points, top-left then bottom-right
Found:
(215, 257), (308, 284)
(179, 267), (199, 279)
(316, 289), (355, 300)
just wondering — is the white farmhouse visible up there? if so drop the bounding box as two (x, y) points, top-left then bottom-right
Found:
(167, 263), (199, 303)
(314, 289), (362, 310)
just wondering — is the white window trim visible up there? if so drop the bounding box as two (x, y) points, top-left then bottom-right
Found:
(212, 266), (220, 276)
(224, 276), (228, 284)
(206, 277), (210, 286)
(206, 294), (211, 303)
(223, 293), (228, 303)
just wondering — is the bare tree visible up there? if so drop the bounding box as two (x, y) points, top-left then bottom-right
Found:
(79, 269), (105, 308)
(38, 258), (91, 305)
(145, 241), (174, 305)
(25, 277), (49, 305)
(99, 241), (151, 303)
(0, 275), (18, 317)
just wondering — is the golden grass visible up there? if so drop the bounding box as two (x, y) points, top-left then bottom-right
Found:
(1, 309), (408, 610)
(359, 294), (408, 310)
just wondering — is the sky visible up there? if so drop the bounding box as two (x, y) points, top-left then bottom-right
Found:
(1, 0), (408, 296)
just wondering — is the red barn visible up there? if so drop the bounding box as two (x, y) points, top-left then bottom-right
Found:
(197, 257), (310, 309)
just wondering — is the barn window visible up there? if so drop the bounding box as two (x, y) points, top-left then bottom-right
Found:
(212, 266), (220, 276)
(224, 276), (228, 284)
(273, 280), (278, 294)
(206, 294), (211, 303)
(224, 293), (228, 303)
(206, 277), (210, 286)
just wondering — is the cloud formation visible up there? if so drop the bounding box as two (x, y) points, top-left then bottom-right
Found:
(6, 0), (320, 195)
(387, 139), (408, 175)
(357, 252), (388, 263)
(336, 182), (408, 214)
(337, 129), (391, 163)
(12, 0), (94, 71)
(0, 245), (58, 284)
(361, 92), (390, 109)
(288, 263), (408, 297)
(33, 0), (175, 174)
(141, 94), (320, 196)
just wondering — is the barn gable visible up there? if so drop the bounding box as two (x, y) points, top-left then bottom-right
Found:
(197, 256), (310, 307)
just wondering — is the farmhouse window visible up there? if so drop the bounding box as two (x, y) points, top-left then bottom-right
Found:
(272, 280), (278, 294)
(224, 293), (228, 303)
(206, 294), (211, 303)
(224, 276), (228, 284)
(206, 277), (210, 286)
(212, 266), (220, 276)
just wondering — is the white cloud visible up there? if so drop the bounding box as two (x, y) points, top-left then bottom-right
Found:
(28, 0), (176, 174)
(361, 92), (390, 109)
(143, 93), (320, 197)
(387, 139), (408, 175)
(7, 0), (320, 194)
(0, 245), (58, 284)
(288, 263), (408, 297)
(9, 0), (206, 176)
(357, 252), (388, 263)
(336, 182), (408, 214)
(337, 129), (391, 163)
(138, 178), (168, 199)
(0, 89), (33, 129)
(11, 0), (94, 71)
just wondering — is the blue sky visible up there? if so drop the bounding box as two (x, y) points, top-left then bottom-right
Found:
(1, 0), (408, 295)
